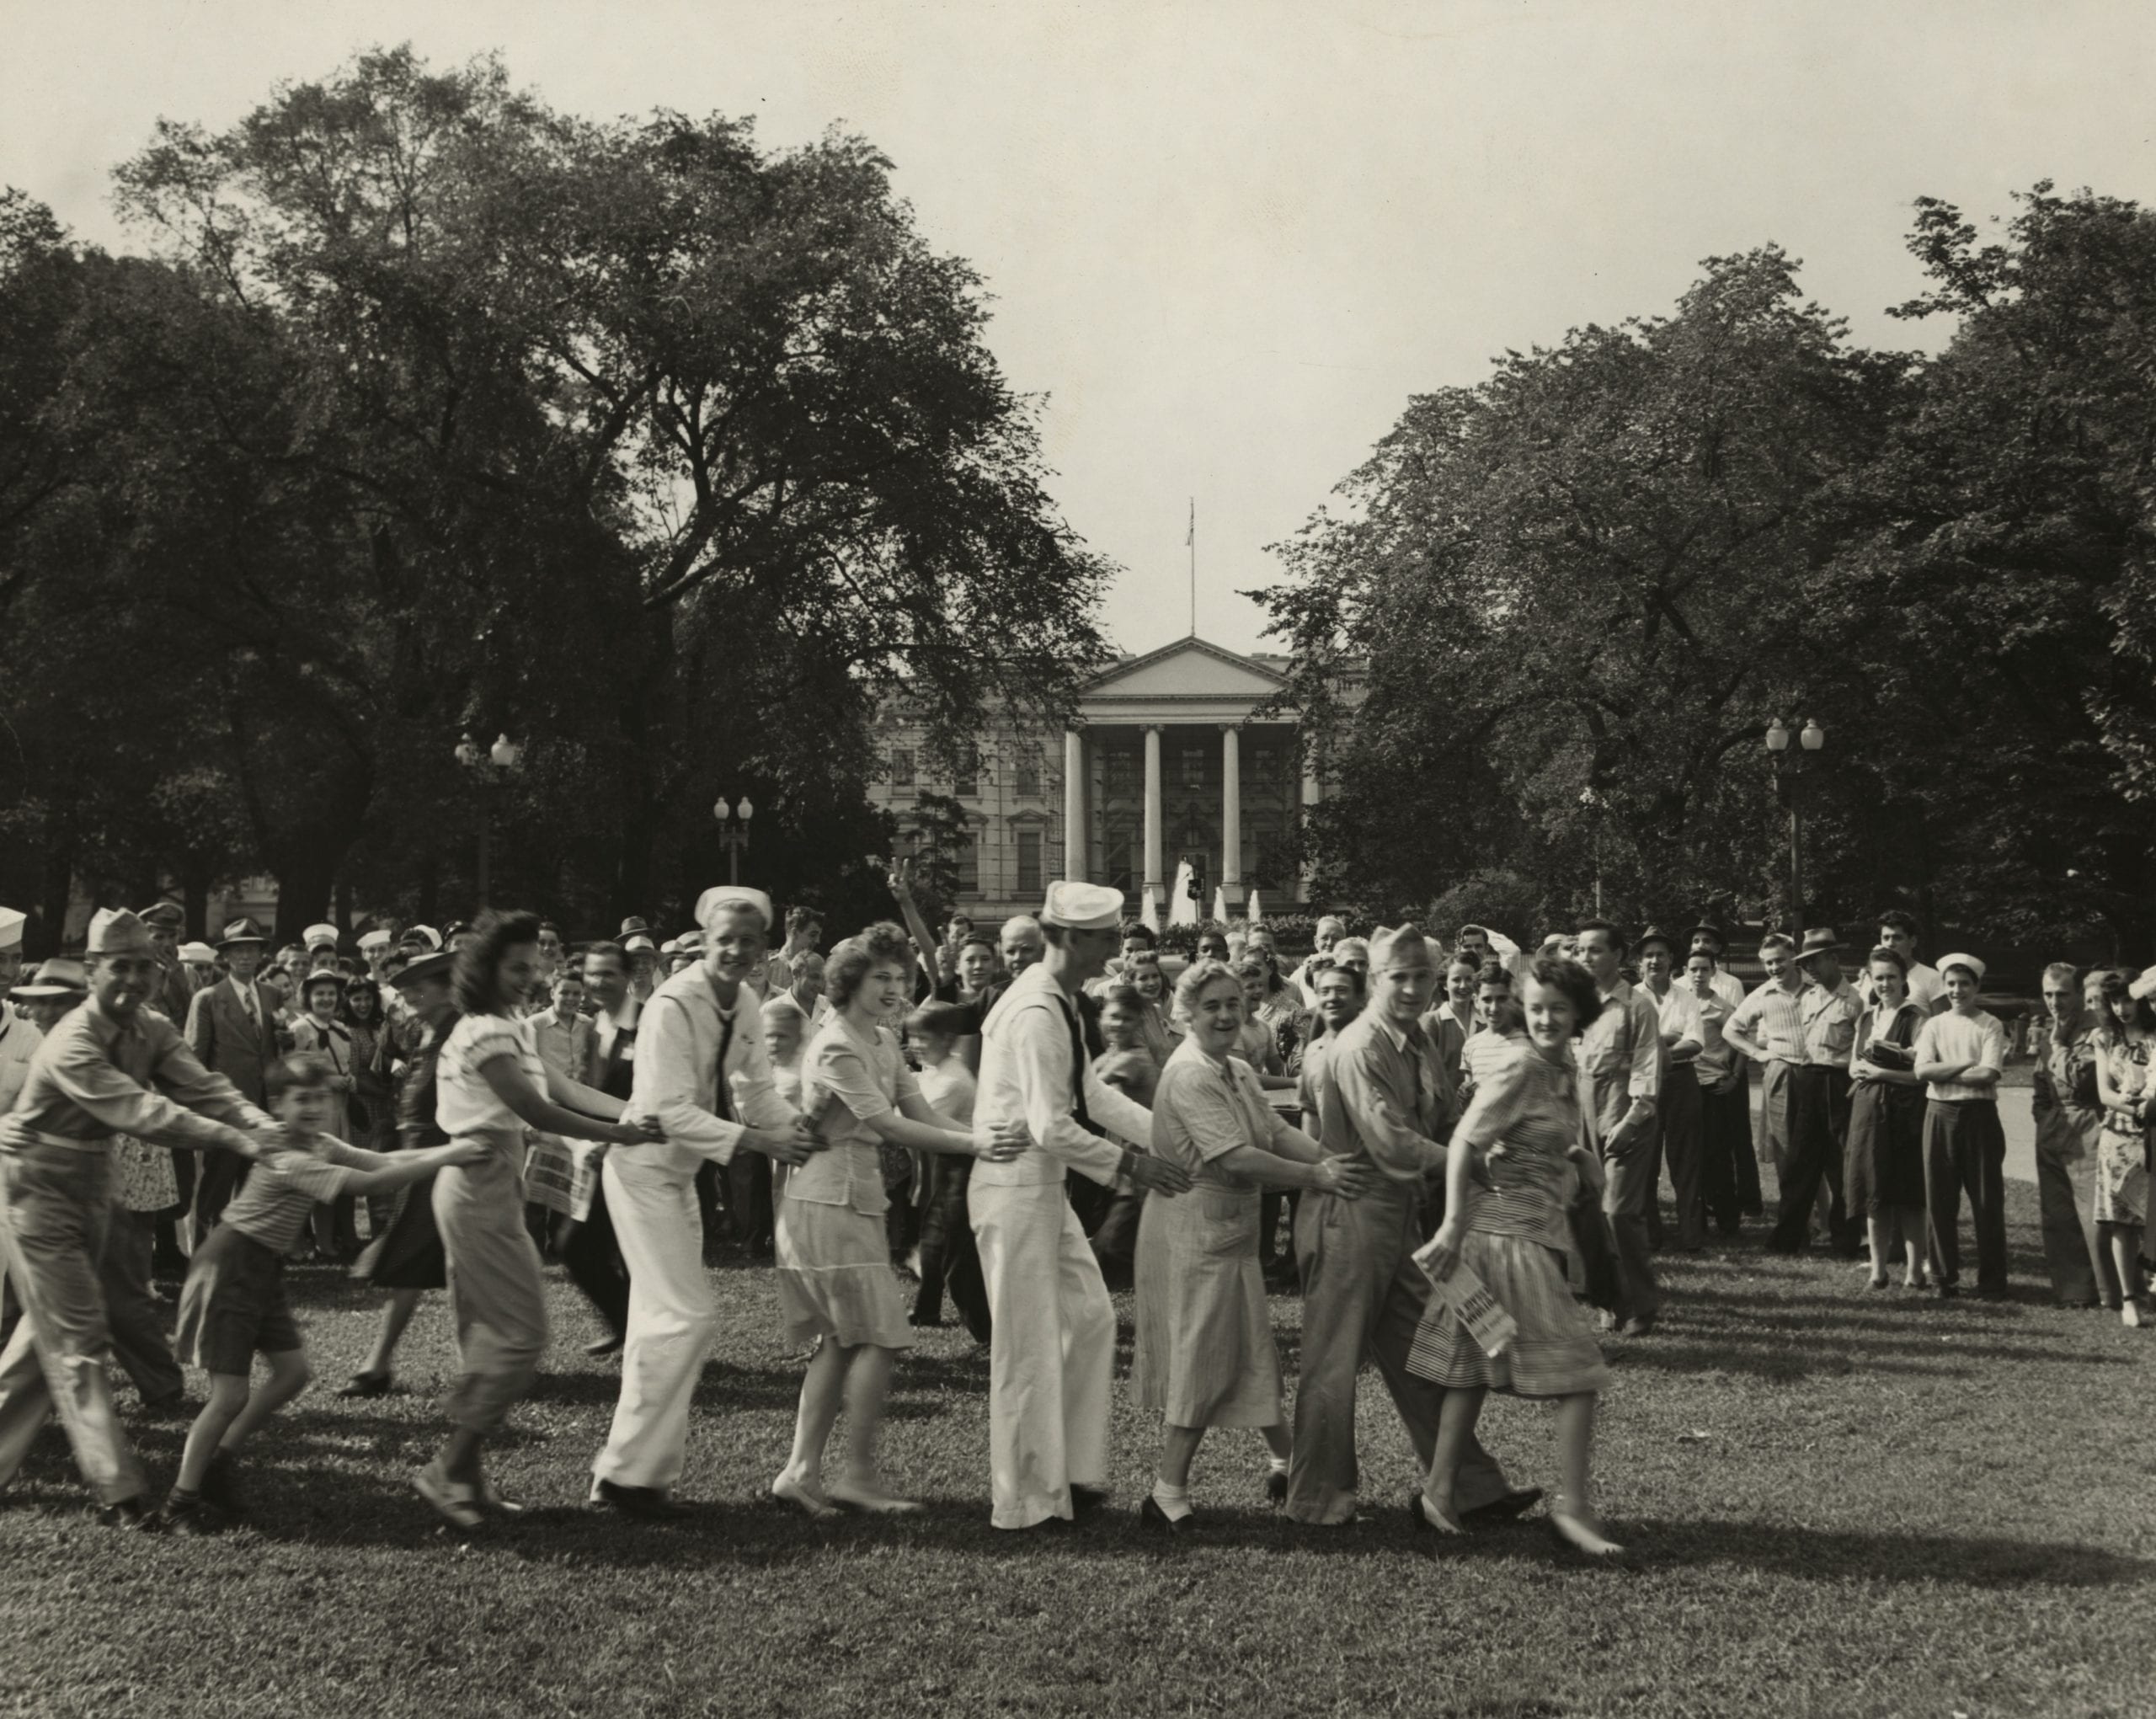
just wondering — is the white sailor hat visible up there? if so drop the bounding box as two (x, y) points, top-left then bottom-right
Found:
(178, 941), (216, 965)
(694, 887), (774, 933)
(1937, 953), (1987, 984)
(357, 929), (392, 953)
(623, 934), (657, 953)
(400, 925), (442, 952)
(0, 905), (24, 952)
(659, 937), (681, 956)
(303, 922), (340, 951)
(1040, 881), (1123, 932)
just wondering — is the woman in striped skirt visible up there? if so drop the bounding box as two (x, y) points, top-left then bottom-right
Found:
(1130, 962), (1369, 1532)
(1407, 956), (1620, 1559)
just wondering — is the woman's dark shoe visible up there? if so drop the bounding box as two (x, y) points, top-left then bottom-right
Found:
(336, 1369), (392, 1399)
(157, 1494), (221, 1537)
(1265, 1468), (1289, 1508)
(200, 1452), (245, 1517)
(1139, 1495), (1193, 1534)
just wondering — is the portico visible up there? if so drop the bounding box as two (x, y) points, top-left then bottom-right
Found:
(1058, 638), (1318, 920)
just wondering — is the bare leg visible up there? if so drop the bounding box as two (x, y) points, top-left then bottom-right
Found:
(360, 1289), (424, 1378)
(1155, 1422), (1205, 1490)
(1865, 1217), (1891, 1286)
(2107, 1225), (2145, 1326)
(773, 1337), (847, 1512)
(176, 1375), (252, 1494)
(1549, 1393), (1625, 1556)
(1418, 1386), (1485, 1529)
(1898, 1209), (1930, 1286)
(221, 1350), (311, 1451)
(835, 1343), (903, 1497)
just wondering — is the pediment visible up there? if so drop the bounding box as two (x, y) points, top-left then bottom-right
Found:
(1082, 638), (1289, 701)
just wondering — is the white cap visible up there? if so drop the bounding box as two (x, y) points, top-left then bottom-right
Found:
(2128, 964), (2156, 1002)
(659, 937), (681, 956)
(1937, 953), (1987, 984)
(303, 921), (339, 950)
(624, 934), (657, 953)
(357, 929), (392, 953)
(402, 925), (442, 951)
(178, 941), (216, 964)
(694, 886), (774, 934)
(0, 906), (23, 952)
(1040, 881), (1123, 931)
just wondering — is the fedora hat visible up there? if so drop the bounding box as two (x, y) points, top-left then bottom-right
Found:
(1795, 926), (1846, 959)
(1688, 919), (1728, 947)
(9, 956), (87, 1001)
(217, 916), (270, 949)
(1635, 925), (1678, 955)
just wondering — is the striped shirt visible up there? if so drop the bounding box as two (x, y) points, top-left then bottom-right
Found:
(1913, 1007), (2008, 1104)
(1727, 978), (1805, 1065)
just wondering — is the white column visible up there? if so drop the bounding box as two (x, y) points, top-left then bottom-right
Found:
(1220, 724), (1242, 914)
(1299, 750), (1321, 905)
(1062, 729), (1086, 881)
(1143, 726), (1164, 916)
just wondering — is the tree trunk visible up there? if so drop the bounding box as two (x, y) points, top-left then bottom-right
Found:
(36, 836), (73, 961)
(417, 852), (440, 928)
(270, 845), (342, 947)
(335, 874), (354, 935)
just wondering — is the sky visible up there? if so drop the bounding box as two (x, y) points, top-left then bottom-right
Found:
(6, 1), (2155, 657)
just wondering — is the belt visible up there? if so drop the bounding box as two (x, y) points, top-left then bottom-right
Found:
(0, 1125), (112, 1155)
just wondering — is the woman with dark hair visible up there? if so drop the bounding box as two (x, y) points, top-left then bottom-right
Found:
(414, 910), (660, 1528)
(771, 923), (1026, 1515)
(342, 979), (394, 1156)
(1846, 945), (1930, 1290)
(1408, 955), (1622, 1559)
(1132, 961), (1367, 1530)
(2091, 970), (2153, 1326)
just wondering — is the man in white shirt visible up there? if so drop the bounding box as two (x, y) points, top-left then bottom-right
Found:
(1575, 921), (1662, 1333)
(1636, 928), (1706, 1252)
(1913, 953), (2010, 1299)
(969, 881), (1192, 1530)
(1725, 932), (1805, 1192)
(1768, 927), (1864, 1258)
(590, 888), (820, 1519)
(1860, 911), (1945, 1013)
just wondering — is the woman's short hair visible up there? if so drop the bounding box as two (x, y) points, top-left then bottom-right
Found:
(267, 1051), (336, 1102)
(302, 970), (344, 1002)
(2095, 969), (2156, 1038)
(454, 910), (544, 1017)
(1447, 953), (1480, 977)
(825, 921), (912, 1008)
(1175, 958), (1241, 1018)
(1524, 954), (1603, 1033)
(1866, 944), (1910, 977)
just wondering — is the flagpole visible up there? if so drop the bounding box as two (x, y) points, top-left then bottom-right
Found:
(1187, 498), (1196, 637)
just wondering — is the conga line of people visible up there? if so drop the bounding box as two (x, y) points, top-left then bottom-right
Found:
(0, 888), (2148, 1556)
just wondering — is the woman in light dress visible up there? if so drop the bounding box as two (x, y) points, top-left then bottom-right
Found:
(1130, 960), (1369, 1532)
(2090, 971), (2153, 1327)
(770, 923), (1027, 1516)
(414, 910), (659, 1529)
(1409, 957), (1622, 1560)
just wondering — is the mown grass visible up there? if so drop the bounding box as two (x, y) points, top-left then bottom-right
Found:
(1, 1179), (2150, 1718)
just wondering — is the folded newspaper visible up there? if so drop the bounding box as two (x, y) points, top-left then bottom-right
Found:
(1415, 1256), (1518, 1359)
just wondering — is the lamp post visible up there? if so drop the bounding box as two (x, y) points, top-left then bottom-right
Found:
(1578, 786), (1604, 917)
(455, 733), (525, 910)
(713, 794), (755, 886)
(1764, 718), (1825, 937)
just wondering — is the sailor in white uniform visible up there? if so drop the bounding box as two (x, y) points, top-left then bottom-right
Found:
(969, 881), (1193, 1530)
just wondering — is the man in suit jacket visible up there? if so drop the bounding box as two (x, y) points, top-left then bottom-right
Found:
(181, 917), (279, 1245)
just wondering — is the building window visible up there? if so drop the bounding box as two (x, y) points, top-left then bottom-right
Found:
(1104, 745), (1138, 796)
(1015, 828), (1042, 896)
(1014, 743), (1043, 798)
(955, 830), (979, 895)
(1252, 745), (1277, 778)
(953, 744), (980, 798)
(890, 747), (915, 787)
(1180, 746), (1205, 787)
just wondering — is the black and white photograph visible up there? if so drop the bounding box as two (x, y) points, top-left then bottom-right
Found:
(2, 3), (2153, 1713)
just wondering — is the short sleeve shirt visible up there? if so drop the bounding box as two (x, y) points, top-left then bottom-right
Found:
(220, 1134), (376, 1253)
(792, 1016), (920, 1214)
(435, 1012), (547, 1139)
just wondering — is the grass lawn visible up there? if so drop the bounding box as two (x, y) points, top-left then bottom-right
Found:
(3, 1179), (2151, 1719)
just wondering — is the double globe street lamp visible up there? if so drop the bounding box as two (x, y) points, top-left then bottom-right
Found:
(1764, 718), (1825, 937)
(455, 733), (525, 909)
(714, 794), (755, 886)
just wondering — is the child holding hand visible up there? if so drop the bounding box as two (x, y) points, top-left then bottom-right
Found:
(161, 1054), (485, 1534)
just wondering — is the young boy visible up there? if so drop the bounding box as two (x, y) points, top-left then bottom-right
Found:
(905, 1001), (989, 1342)
(161, 1054), (482, 1534)
(1912, 953), (2010, 1299)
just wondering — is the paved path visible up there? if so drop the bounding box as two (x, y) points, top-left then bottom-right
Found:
(1744, 1065), (2039, 1182)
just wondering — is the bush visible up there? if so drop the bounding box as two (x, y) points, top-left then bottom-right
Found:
(1425, 868), (1555, 948)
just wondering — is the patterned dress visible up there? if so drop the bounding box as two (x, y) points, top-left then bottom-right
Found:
(1406, 1035), (1611, 1398)
(2095, 1030), (2153, 1225)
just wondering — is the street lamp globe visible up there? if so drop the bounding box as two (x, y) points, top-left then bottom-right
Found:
(712, 796), (730, 824)
(455, 734), (482, 769)
(737, 796), (755, 823)
(490, 734), (524, 771)
(1799, 719), (1824, 752)
(1764, 719), (1790, 754)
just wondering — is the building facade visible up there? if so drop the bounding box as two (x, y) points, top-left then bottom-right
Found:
(867, 636), (1322, 922)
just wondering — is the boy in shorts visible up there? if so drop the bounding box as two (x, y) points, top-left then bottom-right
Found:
(161, 1053), (482, 1534)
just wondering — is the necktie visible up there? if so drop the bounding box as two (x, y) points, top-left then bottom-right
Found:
(713, 1011), (736, 1121)
(1053, 993), (1095, 1134)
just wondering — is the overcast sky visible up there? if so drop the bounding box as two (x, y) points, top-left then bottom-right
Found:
(7, 1), (2153, 655)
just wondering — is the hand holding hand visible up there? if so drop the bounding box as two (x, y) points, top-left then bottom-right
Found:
(752, 1119), (825, 1166)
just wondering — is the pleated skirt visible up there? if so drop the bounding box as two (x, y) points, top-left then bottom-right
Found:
(774, 1193), (914, 1350)
(1129, 1185), (1283, 1428)
(1406, 1230), (1611, 1398)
